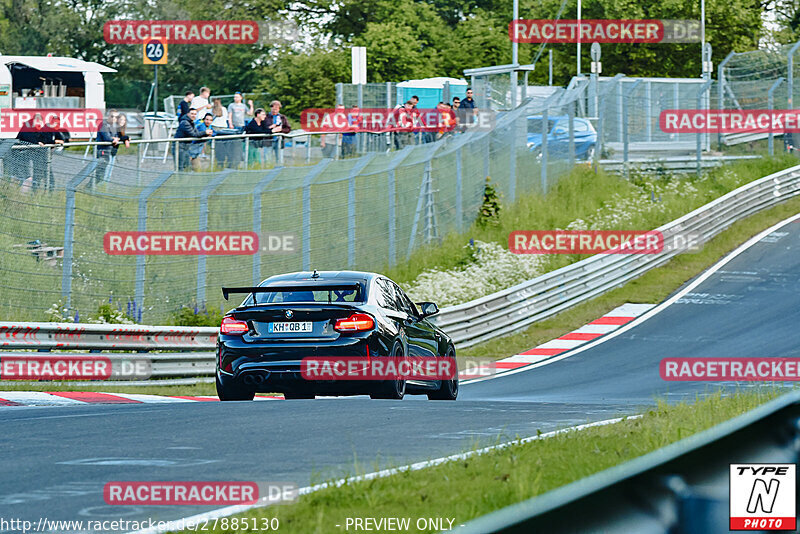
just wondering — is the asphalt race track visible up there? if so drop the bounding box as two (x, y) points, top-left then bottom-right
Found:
(1, 219), (798, 532)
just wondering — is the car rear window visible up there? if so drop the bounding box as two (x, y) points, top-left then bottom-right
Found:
(242, 282), (367, 305)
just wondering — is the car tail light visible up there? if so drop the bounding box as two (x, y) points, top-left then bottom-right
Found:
(334, 313), (375, 332)
(221, 316), (248, 335)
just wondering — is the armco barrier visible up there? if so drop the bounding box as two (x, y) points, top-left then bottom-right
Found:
(1, 164), (799, 360)
(0, 322), (217, 351)
(431, 164), (800, 347)
(455, 389), (800, 533)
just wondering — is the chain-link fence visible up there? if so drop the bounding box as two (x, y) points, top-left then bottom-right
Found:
(0, 96), (594, 323)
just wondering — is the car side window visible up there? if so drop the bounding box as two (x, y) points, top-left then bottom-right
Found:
(574, 121), (589, 132)
(392, 282), (418, 317)
(375, 279), (398, 311)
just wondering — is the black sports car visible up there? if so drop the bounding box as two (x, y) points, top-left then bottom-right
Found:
(217, 270), (458, 401)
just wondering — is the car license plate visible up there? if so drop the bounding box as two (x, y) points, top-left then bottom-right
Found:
(268, 322), (313, 333)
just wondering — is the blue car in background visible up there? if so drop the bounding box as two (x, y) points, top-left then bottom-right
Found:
(527, 116), (597, 160)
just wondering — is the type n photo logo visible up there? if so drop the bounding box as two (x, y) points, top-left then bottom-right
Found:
(730, 464), (796, 530)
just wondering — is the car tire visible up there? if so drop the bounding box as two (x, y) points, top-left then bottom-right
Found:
(216, 374), (255, 401)
(370, 344), (406, 400)
(427, 348), (458, 400)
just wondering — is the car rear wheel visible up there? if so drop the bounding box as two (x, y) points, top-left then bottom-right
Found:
(216, 374), (256, 401)
(370, 344), (406, 400)
(428, 348), (458, 400)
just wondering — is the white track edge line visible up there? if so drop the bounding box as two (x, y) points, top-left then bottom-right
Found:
(125, 414), (640, 534)
(461, 212), (800, 385)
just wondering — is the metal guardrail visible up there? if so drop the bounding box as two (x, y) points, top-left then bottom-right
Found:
(599, 154), (762, 173)
(0, 322), (217, 351)
(454, 389), (800, 533)
(430, 164), (800, 347)
(0, 164), (798, 372)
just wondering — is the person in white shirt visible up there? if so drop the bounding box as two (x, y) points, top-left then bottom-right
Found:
(190, 87), (212, 116)
(210, 98), (228, 128)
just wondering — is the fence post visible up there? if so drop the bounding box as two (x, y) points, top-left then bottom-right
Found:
(210, 138), (215, 170)
(173, 139), (179, 171)
(61, 161), (99, 310)
(768, 77), (785, 156)
(135, 171), (174, 319)
(622, 79), (642, 178)
(251, 167), (284, 285)
(196, 169), (234, 305)
(406, 145), (441, 259)
(386, 146), (414, 265)
(717, 51), (736, 148)
(541, 106), (548, 193)
(455, 147), (463, 232)
(484, 135), (490, 180)
(695, 79), (714, 175)
(346, 154), (377, 267)
(508, 117), (516, 203)
(136, 142), (142, 186)
(568, 100), (576, 164)
(244, 136), (250, 169)
(302, 160), (333, 271)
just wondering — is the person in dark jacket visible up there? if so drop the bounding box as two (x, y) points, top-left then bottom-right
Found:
(266, 100), (291, 162)
(460, 87), (477, 125)
(178, 91), (194, 119)
(175, 109), (212, 170)
(15, 114), (53, 191)
(93, 111), (122, 186)
(47, 115), (71, 190)
(244, 108), (271, 166)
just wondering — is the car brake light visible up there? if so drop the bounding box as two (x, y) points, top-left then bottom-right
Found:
(221, 316), (248, 335)
(334, 313), (375, 332)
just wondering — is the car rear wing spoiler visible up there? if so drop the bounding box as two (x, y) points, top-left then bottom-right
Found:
(222, 283), (363, 301)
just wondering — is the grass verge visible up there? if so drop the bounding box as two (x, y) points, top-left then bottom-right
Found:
(459, 193), (800, 359)
(174, 389), (783, 534)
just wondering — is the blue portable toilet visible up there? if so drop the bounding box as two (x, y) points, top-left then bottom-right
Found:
(395, 77), (468, 109)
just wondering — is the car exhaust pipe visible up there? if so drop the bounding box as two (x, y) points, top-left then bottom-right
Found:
(243, 373), (268, 385)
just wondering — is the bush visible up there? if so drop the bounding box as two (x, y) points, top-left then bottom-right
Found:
(169, 305), (225, 327)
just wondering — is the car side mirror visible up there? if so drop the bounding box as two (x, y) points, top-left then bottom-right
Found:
(416, 302), (439, 318)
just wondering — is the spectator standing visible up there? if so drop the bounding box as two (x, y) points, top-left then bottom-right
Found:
(190, 87), (213, 116)
(175, 108), (212, 170)
(178, 91), (194, 119)
(244, 108), (271, 166)
(342, 105), (360, 157)
(393, 101), (415, 149)
(452, 97), (464, 132)
(227, 92), (254, 131)
(193, 113), (217, 169)
(321, 104), (345, 159)
(460, 88), (477, 125)
(94, 111), (120, 186)
(15, 113), (53, 191)
(105, 112), (131, 180)
(210, 98), (228, 128)
(266, 100), (291, 163)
